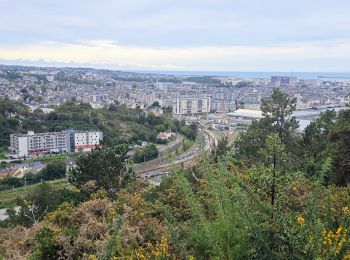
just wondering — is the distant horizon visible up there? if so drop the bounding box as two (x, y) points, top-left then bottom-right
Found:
(2, 63), (350, 80)
(2, 1), (350, 72)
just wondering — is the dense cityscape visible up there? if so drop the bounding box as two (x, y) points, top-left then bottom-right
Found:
(0, 63), (350, 259)
(1, 0), (350, 259)
(1, 65), (349, 112)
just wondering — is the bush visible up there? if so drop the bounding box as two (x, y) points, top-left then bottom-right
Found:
(133, 143), (158, 163)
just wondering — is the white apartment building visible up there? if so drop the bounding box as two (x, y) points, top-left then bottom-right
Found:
(74, 131), (103, 152)
(173, 96), (211, 115)
(8, 130), (103, 158)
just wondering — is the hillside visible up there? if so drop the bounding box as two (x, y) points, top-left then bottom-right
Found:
(0, 89), (350, 259)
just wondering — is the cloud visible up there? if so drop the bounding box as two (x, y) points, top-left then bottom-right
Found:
(1, 0), (350, 48)
(1, 39), (350, 71)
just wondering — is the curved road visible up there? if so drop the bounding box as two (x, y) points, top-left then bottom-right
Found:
(136, 122), (218, 176)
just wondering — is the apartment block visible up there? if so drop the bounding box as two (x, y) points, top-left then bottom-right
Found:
(271, 76), (297, 87)
(173, 96), (211, 115)
(8, 130), (103, 158)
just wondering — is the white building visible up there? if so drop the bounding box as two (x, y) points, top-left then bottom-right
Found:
(173, 96), (211, 115)
(227, 109), (263, 119)
(74, 131), (103, 152)
(8, 130), (103, 158)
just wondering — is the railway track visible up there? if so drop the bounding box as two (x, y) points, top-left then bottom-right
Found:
(135, 122), (217, 176)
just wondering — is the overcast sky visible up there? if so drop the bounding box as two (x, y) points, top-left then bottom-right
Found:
(1, 0), (350, 72)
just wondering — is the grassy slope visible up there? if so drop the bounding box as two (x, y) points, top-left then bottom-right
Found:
(0, 178), (69, 209)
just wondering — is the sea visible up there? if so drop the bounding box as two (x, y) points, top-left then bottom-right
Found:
(128, 70), (350, 80)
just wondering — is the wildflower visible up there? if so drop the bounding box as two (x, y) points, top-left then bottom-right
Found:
(342, 206), (349, 214)
(296, 217), (305, 223)
(336, 227), (342, 235)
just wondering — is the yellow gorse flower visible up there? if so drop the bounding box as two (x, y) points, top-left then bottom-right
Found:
(296, 217), (305, 223)
(134, 235), (173, 259)
(321, 226), (348, 256)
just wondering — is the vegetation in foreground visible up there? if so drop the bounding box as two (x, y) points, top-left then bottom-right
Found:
(0, 88), (349, 259)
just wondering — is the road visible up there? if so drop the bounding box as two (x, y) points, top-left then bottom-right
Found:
(136, 122), (218, 178)
(127, 133), (183, 157)
(158, 133), (184, 154)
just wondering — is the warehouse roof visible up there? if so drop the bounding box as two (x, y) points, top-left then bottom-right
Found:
(227, 109), (263, 119)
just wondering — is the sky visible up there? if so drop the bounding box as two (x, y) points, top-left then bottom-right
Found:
(0, 0), (350, 72)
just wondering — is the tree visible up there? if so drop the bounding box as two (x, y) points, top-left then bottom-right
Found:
(16, 182), (59, 227)
(302, 108), (350, 186)
(163, 105), (173, 114)
(261, 88), (298, 144)
(234, 81), (253, 88)
(328, 108), (350, 185)
(155, 124), (166, 133)
(1, 176), (22, 188)
(39, 160), (66, 181)
(258, 133), (287, 208)
(144, 143), (158, 161)
(133, 143), (159, 163)
(33, 108), (45, 120)
(151, 101), (160, 107)
(211, 135), (231, 162)
(179, 123), (198, 141)
(302, 110), (336, 181)
(235, 88), (299, 168)
(69, 144), (134, 197)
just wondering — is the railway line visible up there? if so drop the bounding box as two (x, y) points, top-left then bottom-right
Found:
(136, 121), (218, 183)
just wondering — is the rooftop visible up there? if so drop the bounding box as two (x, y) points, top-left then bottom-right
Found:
(227, 109), (263, 119)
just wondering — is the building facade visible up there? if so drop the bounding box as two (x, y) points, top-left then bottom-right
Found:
(8, 130), (103, 158)
(173, 96), (211, 115)
(73, 131), (103, 153)
(271, 76), (297, 87)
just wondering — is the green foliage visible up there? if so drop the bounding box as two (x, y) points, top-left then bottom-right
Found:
(184, 76), (221, 84)
(171, 168), (252, 259)
(157, 77), (182, 83)
(69, 144), (134, 197)
(234, 80), (253, 88)
(37, 160), (66, 181)
(0, 161), (66, 192)
(16, 182), (64, 226)
(0, 100), (183, 151)
(303, 108), (350, 185)
(235, 88), (299, 169)
(1, 176), (23, 188)
(3, 71), (22, 81)
(178, 121), (198, 141)
(328, 108), (350, 185)
(1, 181), (85, 228)
(133, 143), (159, 163)
(211, 135), (231, 162)
(2, 156), (350, 259)
(1, 92), (349, 259)
(261, 88), (298, 143)
(30, 227), (61, 259)
(0, 98), (29, 147)
(151, 101), (160, 107)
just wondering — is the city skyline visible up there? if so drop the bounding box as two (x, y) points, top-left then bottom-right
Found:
(1, 0), (350, 72)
